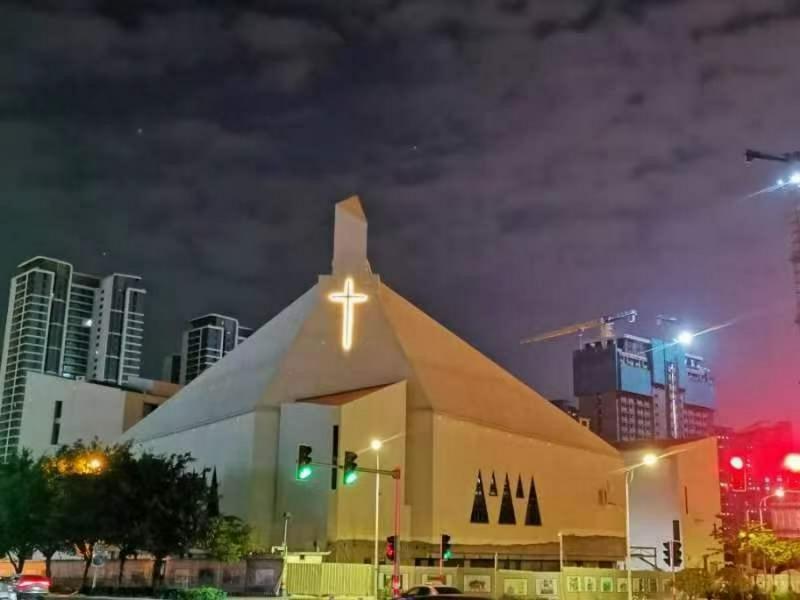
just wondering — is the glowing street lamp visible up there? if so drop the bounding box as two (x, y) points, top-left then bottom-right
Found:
(675, 331), (695, 346)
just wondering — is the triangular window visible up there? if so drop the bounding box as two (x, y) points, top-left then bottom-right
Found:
(489, 471), (498, 496)
(470, 471), (490, 524)
(516, 475), (525, 499)
(525, 477), (542, 526)
(498, 474), (517, 525)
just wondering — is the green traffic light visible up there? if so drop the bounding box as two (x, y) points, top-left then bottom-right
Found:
(443, 549), (452, 560)
(344, 471), (358, 485)
(297, 465), (313, 480)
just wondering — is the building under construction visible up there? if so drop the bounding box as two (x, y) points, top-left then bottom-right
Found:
(573, 334), (715, 443)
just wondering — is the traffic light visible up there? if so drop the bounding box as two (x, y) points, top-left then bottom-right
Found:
(296, 445), (313, 481)
(662, 541), (683, 568)
(343, 451), (359, 485)
(730, 455), (746, 492)
(441, 534), (452, 560)
(672, 541), (683, 567)
(386, 536), (396, 561)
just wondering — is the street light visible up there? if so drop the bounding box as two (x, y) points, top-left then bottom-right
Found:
(371, 439), (383, 598)
(675, 331), (694, 346)
(758, 487), (800, 525)
(624, 453), (660, 600)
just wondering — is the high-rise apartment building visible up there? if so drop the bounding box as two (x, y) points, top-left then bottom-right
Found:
(574, 334), (715, 443)
(0, 257), (145, 459)
(87, 274), (146, 385)
(164, 314), (251, 385)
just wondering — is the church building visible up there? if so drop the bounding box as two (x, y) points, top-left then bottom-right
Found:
(122, 197), (628, 566)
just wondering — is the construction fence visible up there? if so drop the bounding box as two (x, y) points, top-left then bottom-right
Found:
(287, 563), (678, 600)
(2, 559), (681, 599)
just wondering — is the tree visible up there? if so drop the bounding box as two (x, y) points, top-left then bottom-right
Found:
(208, 469), (220, 519)
(0, 451), (53, 573)
(203, 516), (253, 563)
(136, 452), (211, 588)
(50, 440), (131, 587)
(675, 569), (713, 600)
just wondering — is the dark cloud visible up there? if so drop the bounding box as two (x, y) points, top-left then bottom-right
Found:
(2, 0), (799, 427)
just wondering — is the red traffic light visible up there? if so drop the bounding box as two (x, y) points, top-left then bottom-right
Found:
(385, 536), (396, 561)
(730, 456), (744, 470)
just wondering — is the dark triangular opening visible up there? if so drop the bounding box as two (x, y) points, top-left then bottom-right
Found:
(516, 475), (525, 499)
(470, 470), (490, 524)
(525, 476), (542, 526)
(489, 471), (498, 496)
(498, 474), (516, 525)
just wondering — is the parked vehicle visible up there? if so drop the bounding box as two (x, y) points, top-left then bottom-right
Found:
(12, 575), (50, 599)
(0, 578), (17, 600)
(402, 585), (462, 597)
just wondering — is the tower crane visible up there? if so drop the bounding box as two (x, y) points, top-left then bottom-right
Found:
(520, 309), (638, 345)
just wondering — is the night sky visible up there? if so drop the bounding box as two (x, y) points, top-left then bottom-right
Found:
(3, 0), (799, 428)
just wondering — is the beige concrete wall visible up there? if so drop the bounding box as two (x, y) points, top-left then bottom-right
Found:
(431, 415), (626, 554)
(20, 373), (125, 456)
(336, 381), (408, 543)
(136, 411), (258, 536)
(122, 390), (167, 431)
(675, 437), (721, 569)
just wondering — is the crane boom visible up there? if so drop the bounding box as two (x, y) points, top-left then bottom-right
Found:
(520, 309), (637, 345)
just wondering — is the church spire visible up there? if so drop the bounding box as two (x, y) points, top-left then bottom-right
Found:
(332, 196), (371, 275)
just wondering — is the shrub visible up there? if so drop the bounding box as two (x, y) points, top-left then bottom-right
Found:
(176, 587), (227, 600)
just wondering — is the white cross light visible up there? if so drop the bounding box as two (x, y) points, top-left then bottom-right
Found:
(329, 277), (368, 351)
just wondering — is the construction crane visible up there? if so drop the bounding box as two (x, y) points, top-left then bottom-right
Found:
(520, 309), (638, 345)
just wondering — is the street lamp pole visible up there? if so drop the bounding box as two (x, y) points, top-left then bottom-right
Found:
(625, 470), (634, 600)
(623, 453), (660, 600)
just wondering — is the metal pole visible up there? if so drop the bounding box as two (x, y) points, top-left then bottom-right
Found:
(374, 453), (381, 599)
(280, 512), (290, 598)
(393, 473), (401, 598)
(625, 471), (633, 600)
(559, 533), (566, 600)
(671, 548), (676, 600)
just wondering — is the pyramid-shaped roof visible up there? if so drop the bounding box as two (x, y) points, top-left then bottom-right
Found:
(124, 197), (617, 457)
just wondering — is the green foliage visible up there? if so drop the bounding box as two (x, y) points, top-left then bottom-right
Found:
(174, 587), (227, 600)
(675, 569), (713, 600)
(203, 515), (254, 562)
(739, 524), (800, 570)
(0, 441), (235, 588)
(0, 450), (53, 573)
(715, 566), (752, 599)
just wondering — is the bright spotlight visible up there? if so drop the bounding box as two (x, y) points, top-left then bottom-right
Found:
(730, 456), (744, 470)
(790, 172), (800, 185)
(370, 439), (383, 451)
(778, 179), (785, 186)
(642, 453), (658, 466)
(676, 331), (694, 346)
(776, 487), (786, 498)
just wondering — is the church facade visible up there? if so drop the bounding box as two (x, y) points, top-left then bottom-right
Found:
(122, 197), (627, 565)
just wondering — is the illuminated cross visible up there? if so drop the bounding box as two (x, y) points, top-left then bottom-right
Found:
(329, 277), (368, 351)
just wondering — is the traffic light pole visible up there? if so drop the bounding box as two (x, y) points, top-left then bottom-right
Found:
(393, 471), (402, 599)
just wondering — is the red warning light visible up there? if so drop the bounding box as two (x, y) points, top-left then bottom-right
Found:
(784, 453), (800, 473)
(730, 456), (744, 470)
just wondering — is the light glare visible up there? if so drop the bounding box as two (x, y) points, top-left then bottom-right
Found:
(776, 487), (786, 498)
(730, 456), (744, 470)
(784, 453), (800, 472)
(791, 173), (800, 185)
(642, 453), (658, 466)
(676, 331), (694, 346)
(370, 439), (382, 451)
